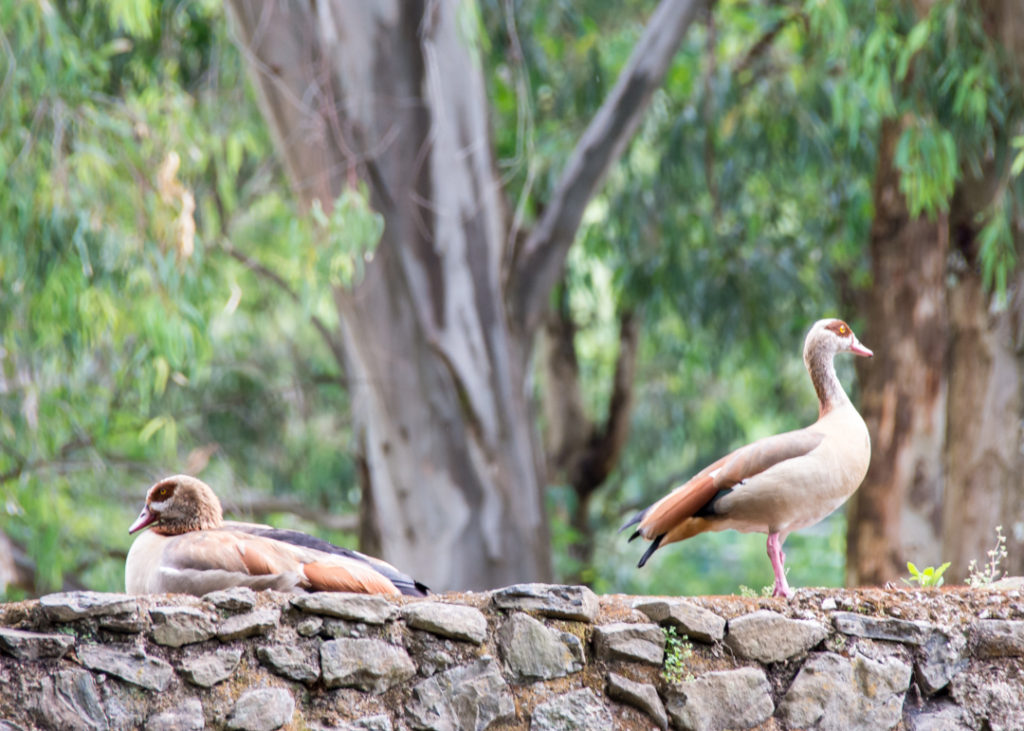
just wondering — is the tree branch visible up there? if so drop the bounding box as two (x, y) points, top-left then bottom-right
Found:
(508, 0), (705, 336)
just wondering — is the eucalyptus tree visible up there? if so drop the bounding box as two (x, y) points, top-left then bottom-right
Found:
(225, 0), (706, 590)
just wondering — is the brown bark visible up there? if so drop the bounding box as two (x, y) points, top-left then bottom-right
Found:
(847, 117), (950, 586)
(227, 1), (700, 589)
(848, 0), (1024, 585)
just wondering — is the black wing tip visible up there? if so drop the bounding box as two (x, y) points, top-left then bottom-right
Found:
(619, 508), (647, 535)
(636, 534), (665, 568)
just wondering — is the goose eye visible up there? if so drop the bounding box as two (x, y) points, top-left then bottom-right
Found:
(838, 324), (848, 335)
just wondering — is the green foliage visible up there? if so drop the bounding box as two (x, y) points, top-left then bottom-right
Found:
(662, 626), (695, 684)
(4, 0), (1022, 600)
(310, 186), (384, 289)
(967, 525), (1008, 588)
(0, 0), (360, 597)
(903, 561), (951, 588)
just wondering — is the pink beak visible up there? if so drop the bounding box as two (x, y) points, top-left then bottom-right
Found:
(850, 338), (873, 358)
(129, 505), (157, 534)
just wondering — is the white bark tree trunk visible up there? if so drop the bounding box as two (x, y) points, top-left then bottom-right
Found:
(227, 0), (701, 589)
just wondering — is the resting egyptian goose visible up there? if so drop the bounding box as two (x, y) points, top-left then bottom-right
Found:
(622, 318), (873, 598)
(125, 475), (428, 597)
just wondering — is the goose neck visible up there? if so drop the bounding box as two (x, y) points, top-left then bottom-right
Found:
(805, 346), (850, 417)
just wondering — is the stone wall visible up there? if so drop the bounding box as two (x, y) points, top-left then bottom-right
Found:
(1, 583), (1022, 730)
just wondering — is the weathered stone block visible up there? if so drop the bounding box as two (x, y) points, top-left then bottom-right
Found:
(38, 591), (137, 621)
(664, 667), (774, 731)
(0, 627), (75, 660)
(725, 610), (827, 663)
(178, 647), (243, 688)
(634, 599), (726, 643)
(320, 638), (416, 693)
(971, 619), (1024, 658)
(29, 668), (108, 730)
(203, 586), (257, 612)
(498, 612), (584, 682)
(402, 601), (488, 644)
(406, 658), (514, 730)
(607, 671), (668, 729)
(216, 607), (280, 641)
(592, 622), (665, 665)
(491, 583), (598, 622)
(226, 688), (295, 731)
(145, 698), (205, 731)
(77, 643), (174, 692)
(258, 643), (320, 685)
(832, 612), (936, 646)
(530, 688), (612, 730)
(777, 651), (912, 731)
(291, 593), (397, 624)
(150, 605), (217, 647)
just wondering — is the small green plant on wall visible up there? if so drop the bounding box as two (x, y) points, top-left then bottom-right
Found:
(903, 561), (951, 588)
(662, 626), (695, 684)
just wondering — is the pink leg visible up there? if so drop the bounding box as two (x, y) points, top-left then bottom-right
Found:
(766, 532), (793, 598)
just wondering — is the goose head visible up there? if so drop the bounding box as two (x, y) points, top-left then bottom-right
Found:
(129, 475), (223, 535)
(804, 318), (873, 363)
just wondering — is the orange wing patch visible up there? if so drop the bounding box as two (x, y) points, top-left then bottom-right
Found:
(303, 561), (400, 596)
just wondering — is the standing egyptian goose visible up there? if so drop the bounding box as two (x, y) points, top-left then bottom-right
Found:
(622, 318), (873, 598)
(125, 475), (429, 597)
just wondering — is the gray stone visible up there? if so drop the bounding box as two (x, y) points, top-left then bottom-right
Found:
(145, 698), (205, 731)
(225, 688), (295, 731)
(402, 601), (488, 644)
(951, 661), (1024, 731)
(498, 612), (584, 682)
(634, 599), (726, 643)
(216, 607), (280, 641)
(664, 667), (773, 731)
(607, 671), (668, 730)
(917, 630), (967, 694)
(30, 668), (108, 730)
(491, 583), (599, 622)
(905, 698), (972, 731)
(530, 688), (613, 730)
(38, 591), (137, 621)
(291, 593), (397, 624)
(99, 612), (147, 633)
(296, 616), (323, 637)
(101, 677), (146, 730)
(258, 643), (320, 685)
(328, 717), (393, 731)
(320, 638), (416, 693)
(776, 651), (912, 730)
(321, 618), (370, 639)
(179, 647), (243, 687)
(77, 643), (174, 691)
(971, 619), (1024, 657)
(406, 657), (515, 730)
(592, 622), (665, 665)
(725, 610), (827, 663)
(832, 612), (937, 646)
(203, 586), (257, 612)
(0, 626), (75, 660)
(150, 606), (218, 647)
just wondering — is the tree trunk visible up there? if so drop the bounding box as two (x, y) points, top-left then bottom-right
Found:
(848, 0), (1024, 585)
(227, 0), (702, 589)
(846, 117), (950, 586)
